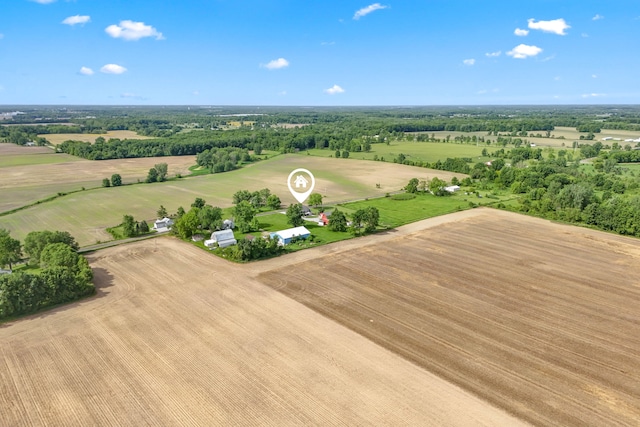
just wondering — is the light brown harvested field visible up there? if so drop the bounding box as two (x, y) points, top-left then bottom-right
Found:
(259, 209), (640, 427)
(0, 228), (527, 427)
(40, 130), (153, 145)
(0, 154), (196, 213)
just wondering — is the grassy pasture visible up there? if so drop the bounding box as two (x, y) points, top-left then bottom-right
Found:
(1, 155), (465, 246)
(40, 130), (153, 145)
(302, 141), (489, 164)
(339, 194), (468, 228)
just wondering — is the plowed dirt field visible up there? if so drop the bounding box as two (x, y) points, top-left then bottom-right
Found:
(259, 209), (640, 426)
(0, 210), (527, 426)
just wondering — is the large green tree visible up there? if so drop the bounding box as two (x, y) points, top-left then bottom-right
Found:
(155, 163), (168, 182)
(23, 230), (78, 265)
(174, 208), (201, 239)
(122, 215), (137, 237)
(198, 205), (223, 230)
(266, 194), (281, 210)
(0, 229), (21, 270)
(328, 209), (347, 232)
(233, 201), (258, 233)
(308, 193), (323, 208)
(286, 204), (305, 227)
(40, 242), (79, 270)
(111, 173), (122, 186)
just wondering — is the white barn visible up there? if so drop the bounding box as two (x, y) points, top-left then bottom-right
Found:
(153, 217), (174, 232)
(204, 229), (237, 249)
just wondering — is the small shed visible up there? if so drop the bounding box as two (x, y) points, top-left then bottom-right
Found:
(153, 217), (174, 231)
(204, 229), (237, 248)
(444, 185), (461, 193)
(221, 219), (235, 230)
(270, 226), (311, 246)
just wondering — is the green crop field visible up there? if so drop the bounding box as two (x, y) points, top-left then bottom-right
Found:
(2, 154), (464, 246)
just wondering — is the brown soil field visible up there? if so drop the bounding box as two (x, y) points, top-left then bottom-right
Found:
(259, 209), (640, 427)
(40, 130), (153, 145)
(0, 222), (527, 426)
(0, 152), (196, 213)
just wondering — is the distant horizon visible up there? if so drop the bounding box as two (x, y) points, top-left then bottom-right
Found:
(2, 1), (639, 105)
(2, 103), (639, 109)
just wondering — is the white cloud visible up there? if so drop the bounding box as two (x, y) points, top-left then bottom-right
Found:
(105, 20), (164, 41)
(514, 28), (529, 36)
(62, 15), (91, 26)
(0, 34), (4, 40)
(192, 90), (200, 96)
(324, 84), (345, 95)
(527, 18), (570, 35)
(554, 76), (561, 81)
(353, 3), (388, 20)
(592, 14), (604, 21)
(261, 58), (289, 70)
(592, 74), (598, 78)
(31, 0), (56, 3)
(581, 93), (606, 98)
(0, 85), (4, 91)
(100, 64), (127, 74)
(507, 44), (543, 59)
(485, 51), (501, 57)
(321, 41), (335, 46)
(278, 91), (287, 96)
(79, 66), (94, 75)
(582, 33), (589, 38)
(463, 58), (475, 66)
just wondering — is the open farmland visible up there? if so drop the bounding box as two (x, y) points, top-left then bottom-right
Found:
(302, 142), (488, 164)
(0, 143), (196, 213)
(40, 130), (153, 145)
(1, 154), (464, 246)
(419, 127), (640, 149)
(259, 209), (640, 427)
(0, 232), (527, 427)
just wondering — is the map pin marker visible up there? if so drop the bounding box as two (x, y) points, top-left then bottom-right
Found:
(287, 168), (315, 204)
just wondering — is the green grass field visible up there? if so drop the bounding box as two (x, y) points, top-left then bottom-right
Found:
(301, 141), (489, 164)
(339, 194), (468, 228)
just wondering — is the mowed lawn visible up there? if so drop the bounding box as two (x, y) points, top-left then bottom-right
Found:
(2, 155), (465, 246)
(340, 194), (469, 228)
(302, 141), (488, 164)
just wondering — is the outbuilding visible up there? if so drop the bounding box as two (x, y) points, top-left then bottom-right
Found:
(153, 217), (174, 232)
(270, 226), (311, 246)
(444, 185), (461, 193)
(204, 229), (237, 249)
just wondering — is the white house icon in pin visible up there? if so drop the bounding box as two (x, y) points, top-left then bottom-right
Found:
(294, 175), (309, 188)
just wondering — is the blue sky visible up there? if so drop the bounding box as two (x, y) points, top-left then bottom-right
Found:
(1, 0), (639, 105)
